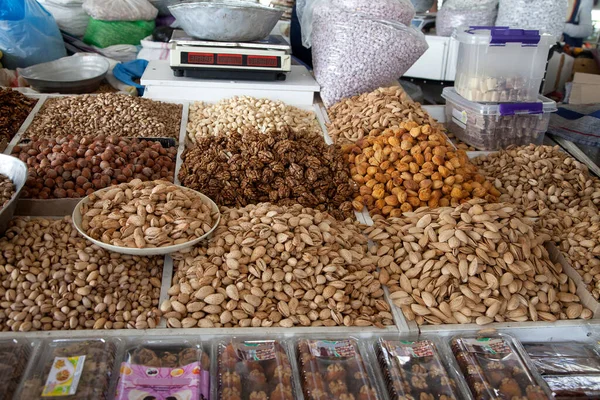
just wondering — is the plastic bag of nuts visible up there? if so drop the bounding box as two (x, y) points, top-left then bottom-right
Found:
(115, 339), (211, 400)
(297, 338), (379, 400)
(344, 121), (499, 216)
(219, 340), (295, 400)
(17, 339), (118, 399)
(12, 135), (177, 199)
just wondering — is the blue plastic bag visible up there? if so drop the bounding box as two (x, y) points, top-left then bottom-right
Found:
(0, 0), (67, 69)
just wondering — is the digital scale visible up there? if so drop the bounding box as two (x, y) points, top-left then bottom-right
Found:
(169, 29), (292, 81)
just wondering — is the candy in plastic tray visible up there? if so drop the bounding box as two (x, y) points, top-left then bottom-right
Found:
(0, 338), (35, 399)
(376, 339), (460, 399)
(298, 338), (379, 400)
(451, 334), (549, 400)
(115, 339), (211, 400)
(218, 339), (295, 400)
(16, 338), (117, 400)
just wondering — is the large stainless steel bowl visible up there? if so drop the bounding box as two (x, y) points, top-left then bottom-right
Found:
(169, 0), (283, 42)
(17, 56), (110, 94)
(0, 155), (27, 236)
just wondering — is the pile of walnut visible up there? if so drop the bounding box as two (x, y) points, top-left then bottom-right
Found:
(179, 127), (356, 220)
(0, 174), (15, 210)
(326, 86), (443, 145)
(344, 122), (499, 216)
(161, 203), (394, 328)
(366, 201), (592, 326)
(80, 180), (219, 249)
(474, 145), (600, 300)
(0, 217), (163, 332)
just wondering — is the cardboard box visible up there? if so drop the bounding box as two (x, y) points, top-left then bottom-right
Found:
(572, 57), (600, 77)
(543, 51), (574, 95)
(569, 72), (600, 104)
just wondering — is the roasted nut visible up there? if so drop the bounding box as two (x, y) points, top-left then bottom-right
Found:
(179, 128), (356, 220)
(367, 200), (592, 326)
(80, 180), (219, 249)
(12, 135), (177, 199)
(0, 217), (163, 331)
(0, 174), (16, 210)
(25, 94), (182, 139)
(162, 203), (394, 328)
(0, 88), (37, 143)
(187, 96), (322, 142)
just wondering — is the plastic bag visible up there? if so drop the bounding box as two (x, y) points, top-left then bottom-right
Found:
(496, 0), (567, 40)
(37, 0), (89, 37)
(311, 2), (427, 106)
(411, 0), (434, 13)
(149, 0), (173, 16)
(138, 36), (171, 60)
(443, 0), (498, 8)
(83, 19), (155, 48)
(82, 0), (158, 21)
(436, 7), (497, 37)
(0, 0), (66, 69)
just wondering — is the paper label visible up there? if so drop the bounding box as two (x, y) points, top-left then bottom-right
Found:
(42, 356), (86, 397)
(462, 338), (512, 355)
(115, 361), (210, 400)
(452, 108), (468, 129)
(309, 340), (356, 358)
(235, 341), (277, 361)
(389, 340), (435, 358)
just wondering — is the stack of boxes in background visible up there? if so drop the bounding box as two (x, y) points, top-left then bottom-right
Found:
(443, 26), (557, 151)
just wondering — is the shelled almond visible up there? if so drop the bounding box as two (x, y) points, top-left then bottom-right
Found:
(366, 200), (592, 326)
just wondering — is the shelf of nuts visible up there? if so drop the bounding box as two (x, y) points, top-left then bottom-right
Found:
(366, 201), (594, 326)
(0, 217), (163, 332)
(12, 135), (177, 200)
(343, 121), (500, 217)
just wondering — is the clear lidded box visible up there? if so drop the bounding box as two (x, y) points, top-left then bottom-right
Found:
(453, 26), (554, 103)
(15, 338), (117, 400)
(0, 338), (36, 400)
(114, 338), (211, 400)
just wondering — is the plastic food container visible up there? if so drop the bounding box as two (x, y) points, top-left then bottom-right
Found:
(443, 87), (557, 151)
(218, 339), (296, 400)
(375, 338), (463, 399)
(16, 338), (117, 400)
(451, 334), (551, 400)
(524, 342), (600, 399)
(453, 27), (554, 103)
(115, 339), (211, 400)
(297, 338), (380, 400)
(0, 339), (36, 399)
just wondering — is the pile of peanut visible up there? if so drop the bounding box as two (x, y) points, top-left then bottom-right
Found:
(161, 203), (394, 328)
(344, 122), (499, 216)
(326, 86), (443, 145)
(474, 145), (600, 300)
(0, 174), (16, 210)
(0, 217), (163, 332)
(366, 201), (592, 326)
(187, 96), (322, 142)
(80, 180), (219, 249)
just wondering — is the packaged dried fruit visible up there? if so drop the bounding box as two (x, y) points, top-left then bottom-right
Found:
(0, 338), (36, 400)
(451, 334), (550, 400)
(376, 338), (461, 399)
(16, 338), (117, 400)
(218, 339), (296, 400)
(542, 375), (600, 399)
(115, 339), (210, 400)
(297, 338), (379, 400)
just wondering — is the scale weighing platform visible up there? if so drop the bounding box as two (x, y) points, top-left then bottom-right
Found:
(169, 30), (292, 81)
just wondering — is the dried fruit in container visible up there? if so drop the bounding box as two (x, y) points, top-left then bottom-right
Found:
(115, 339), (210, 400)
(0, 338), (35, 399)
(218, 339), (295, 400)
(298, 338), (379, 400)
(451, 334), (550, 400)
(376, 338), (461, 399)
(16, 339), (117, 400)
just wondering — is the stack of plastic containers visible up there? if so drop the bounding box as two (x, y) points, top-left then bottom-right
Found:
(443, 26), (557, 151)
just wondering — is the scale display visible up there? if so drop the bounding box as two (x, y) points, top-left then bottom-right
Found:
(182, 52), (282, 68)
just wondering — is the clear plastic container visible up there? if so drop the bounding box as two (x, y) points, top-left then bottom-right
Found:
(115, 338), (211, 400)
(217, 339), (296, 400)
(375, 338), (462, 399)
(0, 338), (36, 400)
(16, 338), (118, 400)
(450, 333), (552, 400)
(297, 338), (379, 400)
(443, 87), (557, 151)
(453, 26), (554, 103)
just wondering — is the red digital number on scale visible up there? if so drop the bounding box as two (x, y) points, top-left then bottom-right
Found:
(217, 54), (243, 65)
(187, 53), (214, 64)
(247, 56), (278, 67)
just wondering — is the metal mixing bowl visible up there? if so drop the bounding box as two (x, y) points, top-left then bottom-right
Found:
(17, 56), (110, 94)
(0, 155), (28, 236)
(169, 0), (283, 42)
